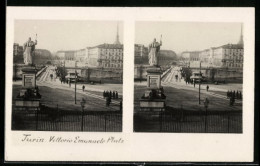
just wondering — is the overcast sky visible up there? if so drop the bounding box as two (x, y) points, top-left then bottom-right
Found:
(14, 20), (123, 53)
(135, 22), (243, 54)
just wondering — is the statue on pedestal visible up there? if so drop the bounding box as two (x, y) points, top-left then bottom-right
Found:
(148, 36), (162, 66)
(23, 36), (37, 66)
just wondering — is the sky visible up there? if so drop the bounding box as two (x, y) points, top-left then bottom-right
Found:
(135, 22), (243, 54)
(14, 20), (123, 53)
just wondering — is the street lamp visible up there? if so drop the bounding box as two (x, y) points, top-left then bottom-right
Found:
(75, 61), (78, 104)
(80, 98), (86, 131)
(199, 61), (201, 104)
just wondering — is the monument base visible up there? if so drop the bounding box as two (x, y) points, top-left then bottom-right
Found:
(139, 98), (166, 111)
(21, 66), (37, 88)
(15, 65), (41, 110)
(139, 66), (166, 111)
(15, 99), (40, 107)
(146, 67), (162, 89)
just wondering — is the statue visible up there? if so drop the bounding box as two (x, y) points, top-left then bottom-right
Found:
(148, 36), (162, 66)
(23, 35), (37, 65)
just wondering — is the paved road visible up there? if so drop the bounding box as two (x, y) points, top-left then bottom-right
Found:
(36, 66), (121, 111)
(156, 66), (242, 111)
(162, 66), (242, 103)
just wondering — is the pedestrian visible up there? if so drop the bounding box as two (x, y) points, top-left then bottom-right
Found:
(116, 91), (118, 99)
(233, 91), (236, 99)
(113, 91), (116, 99)
(230, 96), (233, 106)
(106, 96), (109, 107)
(109, 91), (112, 98)
(108, 96), (111, 106)
(206, 85), (209, 92)
(230, 96), (235, 106)
(193, 81), (195, 88)
(204, 97), (209, 110)
(236, 91), (239, 99)
(239, 91), (242, 99)
(82, 85), (85, 92)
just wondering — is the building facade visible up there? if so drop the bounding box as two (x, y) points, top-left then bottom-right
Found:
(87, 44), (123, 68)
(13, 43), (23, 56)
(181, 25), (244, 70)
(134, 44), (149, 64)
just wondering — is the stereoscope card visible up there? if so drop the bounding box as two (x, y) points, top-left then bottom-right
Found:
(5, 7), (255, 162)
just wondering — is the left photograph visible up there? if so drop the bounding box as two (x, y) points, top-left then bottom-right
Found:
(12, 20), (123, 132)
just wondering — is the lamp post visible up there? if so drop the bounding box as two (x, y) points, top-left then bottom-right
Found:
(75, 61), (77, 104)
(199, 61), (201, 104)
(80, 98), (86, 131)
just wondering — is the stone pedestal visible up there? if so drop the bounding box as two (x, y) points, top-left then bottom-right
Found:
(139, 66), (166, 111)
(146, 67), (162, 89)
(15, 66), (41, 109)
(21, 66), (37, 89)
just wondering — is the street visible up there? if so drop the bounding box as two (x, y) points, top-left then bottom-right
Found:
(14, 65), (122, 112)
(134, 66), (242, 112)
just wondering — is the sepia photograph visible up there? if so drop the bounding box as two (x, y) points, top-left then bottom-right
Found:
(12, 20), (123, 132)
(5, 7), (254, 162)
(134, 22), (243, 133)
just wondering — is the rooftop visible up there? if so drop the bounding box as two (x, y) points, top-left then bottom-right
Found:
(88, 43), (123, 49)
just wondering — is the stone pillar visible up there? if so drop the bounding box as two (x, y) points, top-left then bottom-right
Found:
(146, 67), (162, 89)
(21, 66), (37, 88)
(139, 66), (166, 112)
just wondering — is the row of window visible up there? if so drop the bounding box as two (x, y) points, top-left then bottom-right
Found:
(226, 63), (243, 68)
(102, 56), (123, 60)
(224, 49), (243, 53)
(101, 63), (123, 68)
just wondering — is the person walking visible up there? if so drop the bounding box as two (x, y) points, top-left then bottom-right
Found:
(82, 85), (85, 92)
(116, 91), (118, 99)
(193, 81), (196, 88)
(109, 91), (112, 98)
(113, 91), (116, 99)
(204, 97), (209, 110)
(108, 96), (111, 106)
(206, 85), (209, 92)
(106, 96), (109, 107)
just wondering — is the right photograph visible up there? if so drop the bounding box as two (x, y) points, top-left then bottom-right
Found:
(134, 22), (243, 133)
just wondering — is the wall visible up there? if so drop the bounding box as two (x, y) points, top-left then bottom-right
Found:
(81, 68), (123, 83)
(190, 67), (243, 83)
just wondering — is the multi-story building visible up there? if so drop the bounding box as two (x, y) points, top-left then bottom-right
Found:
(181, 25), (244, 69)
(87, 43), (123, 68)
(134, 44), (148, 64)
(56, 23), (123, 68)
(86, 24), (123, 68)
(13, 43), (23, 56)
(74, 48), (87, 62)
(180, 51), (200, 67)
